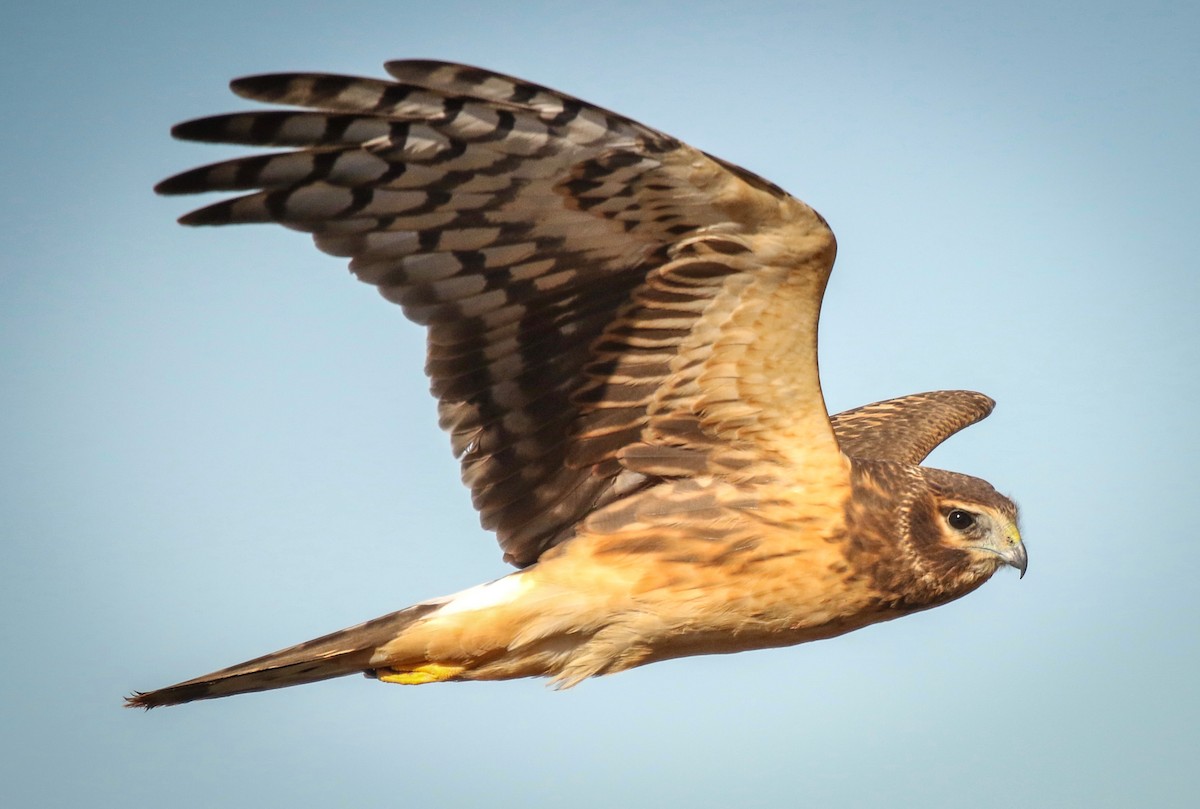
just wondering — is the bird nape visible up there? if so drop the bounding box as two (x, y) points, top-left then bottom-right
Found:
(127, 60), (1025, 709)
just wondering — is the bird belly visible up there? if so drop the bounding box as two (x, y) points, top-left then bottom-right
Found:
(369, 517), (877, 688)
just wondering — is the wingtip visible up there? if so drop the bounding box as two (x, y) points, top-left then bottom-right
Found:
(168, 116), (235, 144)
(152, 175), (182, 197)
(228, 73), (289, 101)
(972, 391), (997, 414)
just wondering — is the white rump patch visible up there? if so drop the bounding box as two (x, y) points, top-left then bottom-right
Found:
(434, 574), (531, 617)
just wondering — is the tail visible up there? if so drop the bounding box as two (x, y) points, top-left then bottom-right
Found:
(125, 603), (441, 709)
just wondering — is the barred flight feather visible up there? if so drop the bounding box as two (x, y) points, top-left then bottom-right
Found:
(160, 60), (841, 566)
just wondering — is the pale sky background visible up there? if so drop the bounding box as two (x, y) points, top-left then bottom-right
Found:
(3, 2), (1198, 807)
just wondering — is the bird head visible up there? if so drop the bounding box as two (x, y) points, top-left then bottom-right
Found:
(911, 466), (1026, 581)
(844, 460), (1025, 608)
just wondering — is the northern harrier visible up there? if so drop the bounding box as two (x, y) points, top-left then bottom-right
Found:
(128, 61), (1025, 708)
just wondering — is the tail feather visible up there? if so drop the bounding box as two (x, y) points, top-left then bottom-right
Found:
(125, 602), (440, 709)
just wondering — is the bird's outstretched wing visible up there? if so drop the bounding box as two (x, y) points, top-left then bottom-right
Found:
(829, 390), (995, 464)
(158, 60), (842, 567)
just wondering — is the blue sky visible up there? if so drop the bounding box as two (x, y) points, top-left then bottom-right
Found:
(3, 1), (1198, 806)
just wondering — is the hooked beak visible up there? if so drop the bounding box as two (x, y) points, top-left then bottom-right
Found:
(1005, 539), (1028, 579)
(972, 522), (1027, 578)
(999, 522), (1027, 579)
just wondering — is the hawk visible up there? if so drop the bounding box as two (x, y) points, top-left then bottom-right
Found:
(127, 61), (1025, 708)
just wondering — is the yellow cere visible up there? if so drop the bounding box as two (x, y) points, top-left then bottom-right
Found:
(377, 664), (466, 685)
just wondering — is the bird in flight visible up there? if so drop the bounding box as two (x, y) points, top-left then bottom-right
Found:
(127, 60), (1025, 709)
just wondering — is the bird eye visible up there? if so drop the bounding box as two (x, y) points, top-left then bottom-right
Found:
(947, 509), (976, 531)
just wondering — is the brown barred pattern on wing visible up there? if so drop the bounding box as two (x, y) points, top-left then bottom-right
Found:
(157, 60), (840, 566)
(829, 391), (996, 465)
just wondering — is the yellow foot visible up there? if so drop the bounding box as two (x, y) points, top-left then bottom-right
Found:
(376, 663), (466, 685)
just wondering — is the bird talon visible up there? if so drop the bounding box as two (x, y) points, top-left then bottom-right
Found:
(376, 663), (466, 685)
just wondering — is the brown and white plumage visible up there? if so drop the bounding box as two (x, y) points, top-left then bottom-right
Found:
(127, 61), (1025, 709)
